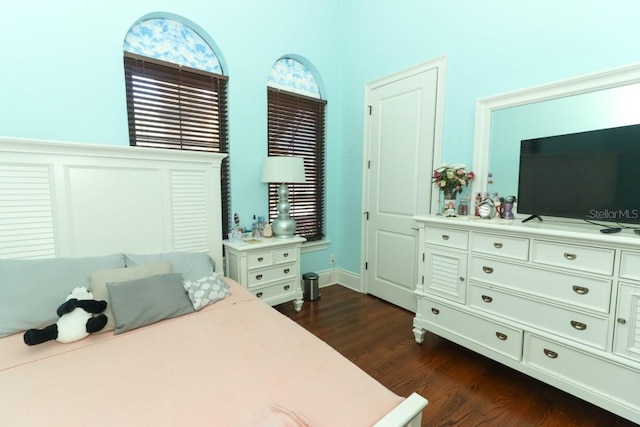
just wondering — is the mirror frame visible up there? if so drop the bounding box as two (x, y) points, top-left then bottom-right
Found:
(471, 62), (640, 198)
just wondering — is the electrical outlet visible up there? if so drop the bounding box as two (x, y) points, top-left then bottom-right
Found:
(329, 254), (336, 264)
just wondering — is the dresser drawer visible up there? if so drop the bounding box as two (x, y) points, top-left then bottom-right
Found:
(425, 226), (468, 250)
(525, 333), (640, 412)
(274, 246), (297, 264)
(532, 240), (614, 275)
(247, 264), (297, 287)
(469, 284), (609, 350)
(248, 251), (273, 269)
(470, 232), (529, 261)
(251, 281), (297, 301)
(470, 256), (612, 314)
(620, 251), (640, 282)
(417, 296), (523, 361)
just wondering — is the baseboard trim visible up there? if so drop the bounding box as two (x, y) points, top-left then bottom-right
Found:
(316, 268), (363, 293)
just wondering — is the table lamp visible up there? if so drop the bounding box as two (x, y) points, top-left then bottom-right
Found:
(261, 156), (306, 238)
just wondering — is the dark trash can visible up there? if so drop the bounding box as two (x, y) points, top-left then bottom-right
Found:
(302, 272), (320, 301)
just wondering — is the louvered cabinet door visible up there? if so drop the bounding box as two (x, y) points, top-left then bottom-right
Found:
(423, 247), (467, 304)
(614, 282), (640, 362)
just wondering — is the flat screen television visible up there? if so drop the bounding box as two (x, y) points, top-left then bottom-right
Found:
(517, 123), (640, 224)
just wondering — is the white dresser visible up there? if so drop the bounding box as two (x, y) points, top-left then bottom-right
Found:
(413, 215), (640, 424)
(223, 236), (305, 311)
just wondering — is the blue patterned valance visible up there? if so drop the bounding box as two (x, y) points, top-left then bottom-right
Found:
(124, 18), (222, 74)
(268, 58), (321, 99)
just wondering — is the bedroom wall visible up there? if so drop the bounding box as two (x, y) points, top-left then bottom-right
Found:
(0, 1), (343, 274)
(2, 1), (640, 280)
(335, 0), (640, 273)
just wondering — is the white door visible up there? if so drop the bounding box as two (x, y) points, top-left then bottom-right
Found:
(362, 58), (445, 312)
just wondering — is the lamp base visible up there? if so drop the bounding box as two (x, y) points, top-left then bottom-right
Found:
(272, 217), (296, 238)
(272, 183), (297, 238)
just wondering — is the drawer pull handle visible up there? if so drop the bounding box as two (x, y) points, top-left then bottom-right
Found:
(256, 292), (263, 298)
(543, 349), (558, 359)
(284, 268), (290, 274)
(256, 274), (263, 280)
(431, 308), (440, 315)
(618, 318), (627, 324)
(495, 332), (508, 341)
(493, 242), (503, 249)
(441, 234), (450, 240)
(481, 295), (493, 303)
(284, 285), (290, 290)
(572, 285), (589, 295)
(482, 266), (494, 274)
(564, 252), (577, 261)
(257, 257), (264, 262)
(570, 320), (587, 330)
(283, 253), (289, 258)
(459, 276), (465, 282)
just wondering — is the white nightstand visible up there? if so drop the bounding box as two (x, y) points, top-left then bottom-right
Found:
(223, 236), (305, 311)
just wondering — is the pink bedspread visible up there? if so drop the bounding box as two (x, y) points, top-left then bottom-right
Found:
(0, 280), (404, 426)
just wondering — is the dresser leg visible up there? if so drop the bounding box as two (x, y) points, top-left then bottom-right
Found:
(413, 327), (426, 344)
(294, 298), (304, 312)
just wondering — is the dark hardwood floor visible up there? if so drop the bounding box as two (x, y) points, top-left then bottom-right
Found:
(275, 285), (636, 427)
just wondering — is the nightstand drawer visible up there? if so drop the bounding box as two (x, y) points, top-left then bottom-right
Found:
(532, 240), (614, 275)
(275, 246), (297, 264)
(470, 232), (529, 261)
(247, 264), (297, 287)
(620, 251), (640, 282)
(425, 226), (468, 250)
(252, 281), (297, 300)
(248, 251), (273, 269)
(469, 284), (609, 350)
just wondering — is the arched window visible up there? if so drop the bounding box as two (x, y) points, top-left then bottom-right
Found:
(123, 18), (230, 237)
(267, 58), (326, 241)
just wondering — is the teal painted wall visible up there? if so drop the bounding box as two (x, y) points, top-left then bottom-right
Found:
(336, 0), (640, 272)
(2, 1), (640, 275)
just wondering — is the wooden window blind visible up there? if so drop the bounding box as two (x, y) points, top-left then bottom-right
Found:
(124, 53), (230, 237)
(267, 88), (326, 241)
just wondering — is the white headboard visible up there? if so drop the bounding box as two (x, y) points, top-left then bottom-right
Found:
(0, 137), (226, 272)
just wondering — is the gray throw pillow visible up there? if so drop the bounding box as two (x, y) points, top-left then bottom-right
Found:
(89, 262), (172, 333)
(124, 252), (214, 281)
(106, 273), (194, 335)
(0, 254), (126, 337)
(182, 274), (231, 310)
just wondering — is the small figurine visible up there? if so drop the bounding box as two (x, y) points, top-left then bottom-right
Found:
(443, 200), (457, 217)
(263, 224), (273, 238)
(501, 196), (516, 219)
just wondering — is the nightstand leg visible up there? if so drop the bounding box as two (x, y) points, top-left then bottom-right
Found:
(294, 298), (304, 312)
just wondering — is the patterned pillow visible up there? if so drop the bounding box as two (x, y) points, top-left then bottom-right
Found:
(182, 274), (231, 310)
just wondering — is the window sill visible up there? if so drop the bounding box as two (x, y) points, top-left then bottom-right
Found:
(301, 239), (330, 253)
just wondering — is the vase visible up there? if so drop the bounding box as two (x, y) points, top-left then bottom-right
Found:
(442, 191), (457, 217)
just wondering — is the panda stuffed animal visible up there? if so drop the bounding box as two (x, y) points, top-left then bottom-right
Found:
(23, 286), (108, 346)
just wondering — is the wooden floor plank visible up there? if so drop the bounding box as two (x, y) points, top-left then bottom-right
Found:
(275, 284), (635, 427)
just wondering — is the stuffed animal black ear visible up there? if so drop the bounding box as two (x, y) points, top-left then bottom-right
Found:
(23, 286), (108, 346)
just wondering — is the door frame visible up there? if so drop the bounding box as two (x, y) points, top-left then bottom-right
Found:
(360, 56), (447, 294)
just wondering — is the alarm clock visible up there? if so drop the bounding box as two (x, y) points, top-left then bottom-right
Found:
(478, 198), (496, 219)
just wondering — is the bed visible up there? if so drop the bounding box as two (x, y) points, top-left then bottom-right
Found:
(0, 138), (427, 426)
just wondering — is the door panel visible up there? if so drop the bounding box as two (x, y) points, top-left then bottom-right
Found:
(364, 62), (441, 311)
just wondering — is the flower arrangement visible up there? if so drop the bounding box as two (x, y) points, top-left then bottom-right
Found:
(432, 164), (475, 198)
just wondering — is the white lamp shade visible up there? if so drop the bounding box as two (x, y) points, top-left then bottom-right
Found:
(261, 156), (306, 183)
